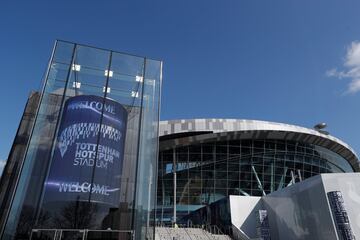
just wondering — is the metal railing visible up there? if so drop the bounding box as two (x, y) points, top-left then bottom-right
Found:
(154, 225), (233, 240)
(30, 228), (134, 240)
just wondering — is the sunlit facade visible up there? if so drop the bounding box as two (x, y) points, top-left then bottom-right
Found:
(1, 41), (359, 240)
(156, 119), (359, 225)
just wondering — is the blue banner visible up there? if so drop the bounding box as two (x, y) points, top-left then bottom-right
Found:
(44, 95), (127, 206)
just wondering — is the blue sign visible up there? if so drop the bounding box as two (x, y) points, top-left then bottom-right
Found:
(44, 95), (127, 206)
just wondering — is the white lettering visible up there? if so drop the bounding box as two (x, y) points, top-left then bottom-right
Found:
(68, 100), (116, 114)
(57, 181), (114, 196)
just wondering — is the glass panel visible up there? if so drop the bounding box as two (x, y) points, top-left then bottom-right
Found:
(60, 230), (84, 240)
(40, 45), (110, 231)
(87, 230), (132, 240)
(30, 230), (56, 240)
(2, 41), (75, 240)
(2, 41), (162, 240)
(133, 58), (162, 240)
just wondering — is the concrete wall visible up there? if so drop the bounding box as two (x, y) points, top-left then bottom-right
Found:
(321, 173), (360, 239)
(262, 175), (338, 240)
(230, 173), (360, 240)
(229, 173), (360, 240)
(229, 196), (261, 239)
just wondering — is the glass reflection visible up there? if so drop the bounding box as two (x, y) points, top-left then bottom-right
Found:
(1, 41), (161, 240)
(157, 139), (354, 224)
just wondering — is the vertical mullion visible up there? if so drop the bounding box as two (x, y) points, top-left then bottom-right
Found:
(88, 50), (113, 202)
(173, 148), (177, 226)
(213, 144), (216, 202)
(187, 146), (190, 216)
(226, 141), (229, 196)
(200, 144), (203, 205)
(160, 153), (164, 225)
(34, 43), (78, 224)
(0, 41), (61, 238)
(152, 62), (162, 238)
(131, 57), (147, 234)
(239, 140), (241, 193)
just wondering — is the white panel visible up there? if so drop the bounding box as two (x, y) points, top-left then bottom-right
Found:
(229, 195), (261, 239)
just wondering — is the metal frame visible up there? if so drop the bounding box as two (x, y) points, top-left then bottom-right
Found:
(0, 41), (58, 239)
(130, 57), (147, 240)
(30, 228), (134, 240)
(34, 42), (78, 225)
(156, 137), (355, 224)
(1, 40), (162, 240)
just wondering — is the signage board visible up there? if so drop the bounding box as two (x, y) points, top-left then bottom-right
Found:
(44, 95), (127, 206)
(328, 191), (356, 240)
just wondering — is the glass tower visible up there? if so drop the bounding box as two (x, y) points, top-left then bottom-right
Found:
(0, 40), (162, 240)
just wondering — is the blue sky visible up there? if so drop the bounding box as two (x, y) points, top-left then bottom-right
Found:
(1, 0), (360, 174)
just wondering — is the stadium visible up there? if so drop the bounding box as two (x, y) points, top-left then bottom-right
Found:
(156, 119), (359, 232)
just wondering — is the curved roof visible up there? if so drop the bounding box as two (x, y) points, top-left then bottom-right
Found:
(159, 119), (360, 172)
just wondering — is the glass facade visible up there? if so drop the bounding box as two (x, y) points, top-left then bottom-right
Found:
(0, 92), (40, 230)
(1, 41), (162, 240)
(157, 139), (354, 224)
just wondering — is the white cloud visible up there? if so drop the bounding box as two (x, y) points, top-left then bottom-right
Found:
(327, 41), (360, 94)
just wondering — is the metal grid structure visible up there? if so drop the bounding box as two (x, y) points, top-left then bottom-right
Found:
(156, 119), (358, 225)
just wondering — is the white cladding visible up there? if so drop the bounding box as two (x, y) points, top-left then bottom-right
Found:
(230, 173), (360, 240)
(159, 119), (359, 171)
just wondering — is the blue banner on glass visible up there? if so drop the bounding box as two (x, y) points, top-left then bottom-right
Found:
(44, 95), (127, 206)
